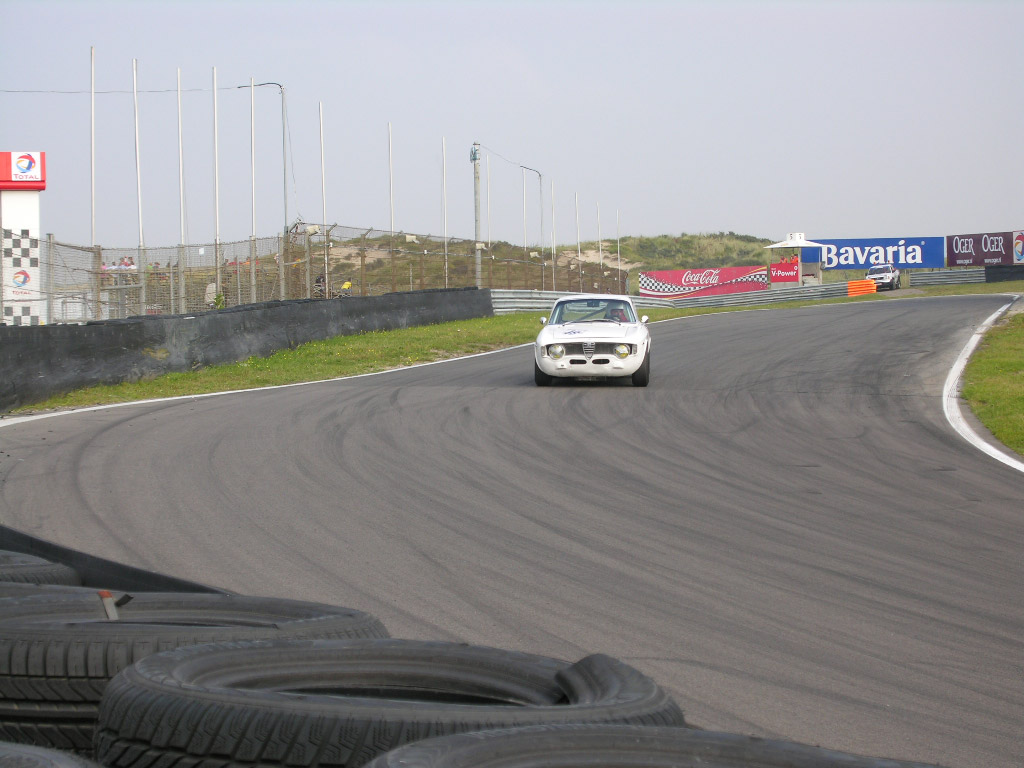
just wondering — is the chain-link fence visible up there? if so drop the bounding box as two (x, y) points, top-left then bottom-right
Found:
(5, 225), (628, 324)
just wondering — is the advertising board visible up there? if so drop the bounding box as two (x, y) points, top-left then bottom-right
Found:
(800, 237), (945, 270)
(638, 266), (768, 298)
(769, 262), (799, 282)
(946, 232), (1017, 267)
(2, 228), (43, 326)
(0, 152), (47, 190)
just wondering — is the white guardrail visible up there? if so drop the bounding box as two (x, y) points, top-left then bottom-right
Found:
(489, 290), (675, 316)
(490, 268), (991, 315)
(490, 285), (845, 314)
(908, 268), (986, 286)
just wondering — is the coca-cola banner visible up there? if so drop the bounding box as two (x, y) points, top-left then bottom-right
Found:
(945, 232), (1018, 267)
(638, 266), (768, 299)
(769, 262), (799, 282)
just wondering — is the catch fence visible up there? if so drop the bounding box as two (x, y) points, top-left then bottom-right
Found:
(10, 225), (627, 324)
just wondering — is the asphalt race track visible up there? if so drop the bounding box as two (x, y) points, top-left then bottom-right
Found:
(1, 294), (1021, 768)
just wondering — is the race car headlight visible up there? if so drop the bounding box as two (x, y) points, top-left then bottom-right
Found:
(548, 344), (565, 360)
(613, 344), (631, 359)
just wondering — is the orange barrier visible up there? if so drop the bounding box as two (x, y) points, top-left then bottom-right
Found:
(847, 279), (877, 296)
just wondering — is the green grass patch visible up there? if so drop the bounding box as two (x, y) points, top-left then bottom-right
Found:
(962, 312), (1024, 456)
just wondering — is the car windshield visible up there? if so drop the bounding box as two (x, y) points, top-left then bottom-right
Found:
(867, 266), (892, 275)
(549, 299), (636, 324)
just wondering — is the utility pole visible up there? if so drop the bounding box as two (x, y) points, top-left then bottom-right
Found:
(471, 142), (481, 287)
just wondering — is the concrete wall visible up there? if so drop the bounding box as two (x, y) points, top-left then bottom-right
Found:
(0, 287), (493, 412)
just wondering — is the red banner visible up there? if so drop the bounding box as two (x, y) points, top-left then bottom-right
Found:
(769, 262), (799, 282)
(638, 266), (769, 299)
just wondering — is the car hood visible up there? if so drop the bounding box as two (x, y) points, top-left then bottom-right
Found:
(538, 323), (642, 343)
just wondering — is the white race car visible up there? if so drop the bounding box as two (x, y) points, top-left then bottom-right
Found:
(866, 263), (901, 290)
(534, 294), (651, 387)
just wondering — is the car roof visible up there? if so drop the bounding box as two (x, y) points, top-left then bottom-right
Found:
(553, 294), (635, 304)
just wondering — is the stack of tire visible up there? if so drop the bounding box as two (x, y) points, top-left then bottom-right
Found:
(0, 549), (945, 768)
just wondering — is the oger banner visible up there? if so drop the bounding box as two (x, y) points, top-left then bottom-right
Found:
(638, 266), (768, 299)
(946, 232), (1024, 267)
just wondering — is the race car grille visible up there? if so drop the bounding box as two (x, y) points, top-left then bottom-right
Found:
(561, 342), (622, 356)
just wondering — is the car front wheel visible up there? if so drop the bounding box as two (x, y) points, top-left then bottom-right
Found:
(631, 353), (650, 387)
(535, 362), (553, 387)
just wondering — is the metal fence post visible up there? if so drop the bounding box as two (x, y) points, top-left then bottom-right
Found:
(91, 243), (101, 321)
(390, 246), (397, 294)
(169, 246), (176, 312)
(45, 234), (54, 324)
(215, 238), (222, 297)
(278, 233), (286, 301)
(249, 236), (256, 303)
(304, 234), (311, 299)
(178, 243), (186, 313)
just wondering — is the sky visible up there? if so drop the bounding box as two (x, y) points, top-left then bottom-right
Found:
(1, 0), (1021, 251)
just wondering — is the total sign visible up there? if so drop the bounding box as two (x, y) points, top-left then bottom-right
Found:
(0, 152), (46, 189)
(802, 237), (945, 269)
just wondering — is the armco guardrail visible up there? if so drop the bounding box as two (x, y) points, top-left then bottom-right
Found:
(909, 268), (986, 286)
(669, 282), (852, 309)
(493, 284), (868, 314)
(491, 289), (674, 315)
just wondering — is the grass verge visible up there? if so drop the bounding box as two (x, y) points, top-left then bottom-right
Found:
(961, 311), (1024, 456)
(10, 283), (1024, 460)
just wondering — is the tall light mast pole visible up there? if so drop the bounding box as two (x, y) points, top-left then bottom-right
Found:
(471, 142), (481, 287)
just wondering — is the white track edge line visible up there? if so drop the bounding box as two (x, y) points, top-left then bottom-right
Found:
(941, 297), (1024, 474)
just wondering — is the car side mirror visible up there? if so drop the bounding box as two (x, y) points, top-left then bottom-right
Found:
(641, 315), (649, 324)
(540, 316), (547, 325)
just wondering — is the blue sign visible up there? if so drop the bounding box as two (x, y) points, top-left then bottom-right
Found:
(801, 237), (945, 269)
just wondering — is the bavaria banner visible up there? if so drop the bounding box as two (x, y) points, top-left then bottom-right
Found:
(946, 231), (1021, 267)
(638, 266), (768, 299)
(800, 237), (945, 270)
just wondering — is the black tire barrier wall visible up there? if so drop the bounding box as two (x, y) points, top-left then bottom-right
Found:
(985, 264), (1024, 282)
(0, 593), (390, 752)
(0, 741), (105, 768)
(0, 550), (81, 587)
(94, 639), (685, 768)
(360, 724), (947, 768)
(0, 287), (494, 412)
(0, 525), (226, 594)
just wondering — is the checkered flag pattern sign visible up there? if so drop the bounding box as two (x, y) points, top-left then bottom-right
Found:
(2, 228), (43, 326)
(638, 273), (688, 295)
(638, 269), (769, 298)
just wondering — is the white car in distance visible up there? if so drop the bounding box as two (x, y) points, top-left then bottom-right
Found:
(865, 263), (901, 291)
(534, 294), (652, 387)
